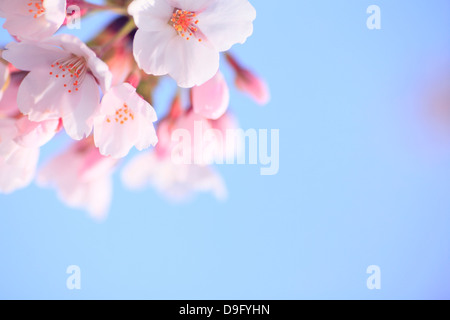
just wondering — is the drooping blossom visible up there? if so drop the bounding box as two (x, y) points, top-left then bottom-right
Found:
(2, 34), (112, 140)
(0, 118), (58, 194)
(37, 138), (118, 220)
(192, 70), (229, 120)
(121, 151), (227, 202)
(226, 53), (270, 105)
(93, 83), (158, 158)
(0, 72), (59, 193)
(128, 0), (256, 87)
(0, 119), (39, 193)
(0, 0), (67, 40)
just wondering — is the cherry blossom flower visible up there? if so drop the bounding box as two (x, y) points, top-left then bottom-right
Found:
(128, 0), (256, 88)
(0, 119), (40, 194)
(0, 72), (59, 193)
(37, 138), (118, 220)
(93, 83), (158, 158)
(121, 151), (227, 202)
(192, 70), (229, 120)
(0, 0), (67, 40)
(0, 72), (60, 147)
(2, 34), (112, 140)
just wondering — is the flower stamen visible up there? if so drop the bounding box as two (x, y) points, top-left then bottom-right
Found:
(170, 9), (203, 42)
(106, 103), (135, 125)
(27, 0), (45, 19)
(49, 56), (88, 94)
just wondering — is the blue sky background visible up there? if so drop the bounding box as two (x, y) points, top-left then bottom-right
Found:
(1, 0), (450, 299)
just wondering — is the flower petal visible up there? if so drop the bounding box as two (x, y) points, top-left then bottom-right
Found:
(165, 36), (219, 87)
(197, 0), (256, 52)
(2, 40), (67, 71)
(192, 71), (229, 119)
(128, 0), (172, 32)
(14, 117), (59, 148)
(17, 68), (70, 121)
(133, 28), (175, 76)
(62, 74), (100, 140)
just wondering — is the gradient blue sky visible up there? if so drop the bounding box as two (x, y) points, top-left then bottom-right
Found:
(1, 0), (450, 299)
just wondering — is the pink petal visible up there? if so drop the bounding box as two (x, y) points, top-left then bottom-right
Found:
(192, 71), (229, 120)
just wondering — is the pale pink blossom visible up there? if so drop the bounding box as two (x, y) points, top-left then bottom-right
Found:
(0, 70), (60, 193)
(0, 119), (40, 194)
(128, 0), (256, 88)
(0, 0), (66, 40)
(37, 139), (118, 220)
(14, 116), (60, 148)
(192, 70), (229, 120)
(0, 117), (58, 194)
(122, 151), (227, 201)
(2, 34), (112, 140)
(93, 83), (158, 158)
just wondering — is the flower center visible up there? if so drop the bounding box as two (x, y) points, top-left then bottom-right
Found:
(170, 9), (203, 42)
(49, 56), (87, 94)
(106, 103), (135, 125)
(27, 0), (45, 19)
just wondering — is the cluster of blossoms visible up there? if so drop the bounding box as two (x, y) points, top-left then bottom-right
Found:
(0, 0), (269, 220)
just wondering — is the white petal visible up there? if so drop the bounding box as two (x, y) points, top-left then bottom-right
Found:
(43, 0), (66, 25)
(62, 75), (100, 140)
(128, 0), (172, 32)
(3, 40), (67, 71)
(170, 0), (213, 11)
(14, 117), (59, 148)
(17, 68), (70, 121)
(133, 28), (175, 76)
(135, 113), (158, 150)
(197, 0), (256, 52)
(165, 36), (219, 88)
